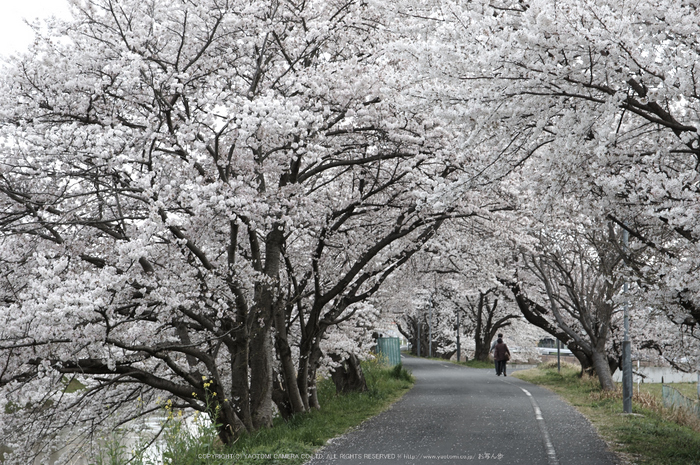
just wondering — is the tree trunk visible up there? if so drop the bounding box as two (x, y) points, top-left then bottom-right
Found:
(249, 320), (274, 429)
(474, 343), (491, 362)
(296, 334), (313, 411)
(331, 353), (368, 394)
(230, 336), (253, 432)
(608, 354), (619, 377)
(309, 376), (320, 410)
(249, 280), (275, 430)
(249, 227), (284, 429)
(415, 321), (430, 357)
(215, 399), (246, 445)
(307, 342), (324, 409)
(569, 344), (596, 376)
(569, 343), (620, 391)
(273, 303), (306, 414)
(591, 348), (615, 391)
(272, 374), (294, 420)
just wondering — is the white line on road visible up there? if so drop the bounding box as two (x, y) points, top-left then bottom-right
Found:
(519, 387), (559, 465)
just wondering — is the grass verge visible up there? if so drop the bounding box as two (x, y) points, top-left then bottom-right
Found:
(227, 362), (414, 465)
(96, 360), (413, 465)
(512, 362), (700, 465)
(633, 381), (699, 401)
(457, 359), (495, 369)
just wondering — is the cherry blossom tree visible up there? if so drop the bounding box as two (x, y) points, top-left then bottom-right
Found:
(466, 0), (700, 362)
(5, 0), (700, 461)
(513, 222), (629, 389)
(0, 0), (475, 460)
(407, 0), (700, 371)
(381, 268), (446, 358)
(460, 288), (519, 362)
(387, 220), (526, 361)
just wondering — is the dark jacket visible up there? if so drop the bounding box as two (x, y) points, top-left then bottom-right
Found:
(494, 342), (510, 362)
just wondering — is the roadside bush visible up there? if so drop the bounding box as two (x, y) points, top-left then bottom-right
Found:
(390, 363), (414, 383)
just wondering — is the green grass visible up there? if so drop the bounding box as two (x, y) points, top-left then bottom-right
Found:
(101, 360), (414, 465)
(457, 359), (495, 369)
(633, 382), (699, 402)
(513, 362), (700, 465)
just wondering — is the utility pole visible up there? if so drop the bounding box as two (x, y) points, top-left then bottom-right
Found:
(428, 297), (433, 358)
(622, 228), (633, 414)
(456, 310), (461, 362)
(417, 318), (421, 358)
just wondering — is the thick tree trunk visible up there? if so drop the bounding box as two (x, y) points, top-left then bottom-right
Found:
(473, 293), (486, 361)
(570, 342), (616, 391)
(474, 343), (492, 362)
(249, 321), (274, 429)
(249, 227), (284, 429)
(473, 331), (490, 362)
(227, 225), (254, 433)
(273, 304), (306, 414)
(230, 336), (253, 431)
(330, 353), (367, 394)
(215, 400), (246, 445)
(591, 348), (615, 391)
(567, 344), (595, 376)
(249, 281), (275, 429)
(309, 377), (320, 410)
(272, 374), (294, 420)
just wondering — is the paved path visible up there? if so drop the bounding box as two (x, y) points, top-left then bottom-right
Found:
(305, 356), (619, 465)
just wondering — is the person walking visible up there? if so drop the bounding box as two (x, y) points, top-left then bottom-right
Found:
(490, 333), (504, 375)
(493, 337), (511, 376)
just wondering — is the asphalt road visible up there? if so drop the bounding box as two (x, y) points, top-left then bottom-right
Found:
(305, 356), (619, 465)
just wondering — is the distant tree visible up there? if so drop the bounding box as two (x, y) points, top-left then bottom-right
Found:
(458, 289), (519, 362)
(501, 223), (629, 390)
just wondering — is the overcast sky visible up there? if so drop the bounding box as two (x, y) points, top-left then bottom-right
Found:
(0, 0), (71, 57)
